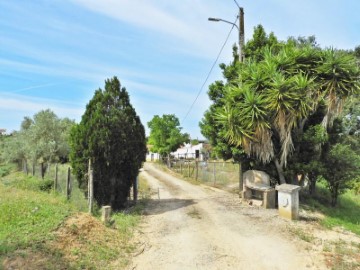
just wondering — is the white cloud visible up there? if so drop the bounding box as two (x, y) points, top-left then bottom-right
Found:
(0, 93), (84, 122)
(70, 0), (237, 58)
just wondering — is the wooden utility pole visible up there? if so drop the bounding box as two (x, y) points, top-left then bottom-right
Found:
(239, 7), (245, 62)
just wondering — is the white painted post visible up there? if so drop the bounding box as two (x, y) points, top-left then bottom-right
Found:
(101, 205), (111, 223)
(276, 184), (301, 220)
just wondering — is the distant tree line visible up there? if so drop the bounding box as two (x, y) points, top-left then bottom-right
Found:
(1, 109), (74, 176)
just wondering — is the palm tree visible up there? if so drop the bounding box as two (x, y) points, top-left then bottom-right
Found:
(216, 45), (318, 184)
(317, 48), (360, 127)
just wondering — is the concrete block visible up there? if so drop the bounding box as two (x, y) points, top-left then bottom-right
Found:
(276, 184), (301, 220)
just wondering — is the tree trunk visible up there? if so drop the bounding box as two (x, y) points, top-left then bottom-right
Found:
(309, 180), (316, 195)
(308, 173), (316, 195)
(23, 159), (28, 175)
(331, 182), (339, 207)
(133, 177), (138, 203)
(274, 159), (286, 184)
(40, 163), (45, 179)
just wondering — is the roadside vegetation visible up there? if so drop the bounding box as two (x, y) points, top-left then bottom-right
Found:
(0, 164), (146, 269)
(301, 182), (360, 236)
(200, 25), (360, 207)
(0, 76), (148, 269)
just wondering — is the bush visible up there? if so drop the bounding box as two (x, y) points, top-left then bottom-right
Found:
(0, 164), (15, 177)
(38, 179), (54, 192)
(350, 177), (360, 195)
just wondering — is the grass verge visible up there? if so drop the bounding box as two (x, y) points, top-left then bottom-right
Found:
(301, 184), (360, 236)
(0, 166), (143, 269)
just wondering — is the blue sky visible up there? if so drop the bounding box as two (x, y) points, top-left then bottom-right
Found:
(1, 0), (359, 138)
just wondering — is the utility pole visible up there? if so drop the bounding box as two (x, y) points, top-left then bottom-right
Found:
(209, 7), (245, 63)
(239, 7), (245, 62)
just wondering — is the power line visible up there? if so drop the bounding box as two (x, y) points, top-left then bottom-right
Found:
(182, 17), (238, 124)
(233, 0), (240, 8)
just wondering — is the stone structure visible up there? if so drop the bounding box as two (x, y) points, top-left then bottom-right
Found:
(242, 170), (276, 209)
(101, 205), (112, 223)
(275, 184), (301, 220)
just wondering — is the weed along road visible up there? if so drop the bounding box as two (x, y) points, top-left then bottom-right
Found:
(128, 163), (326, 270)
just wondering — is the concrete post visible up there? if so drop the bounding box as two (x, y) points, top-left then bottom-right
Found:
(101, 205), (111, 223)
(276, 184), (301, 220)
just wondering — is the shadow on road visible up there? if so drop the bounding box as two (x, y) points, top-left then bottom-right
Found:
(143, 198), (196, 216)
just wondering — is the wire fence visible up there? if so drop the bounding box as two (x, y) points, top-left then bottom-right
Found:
(22, 162), (88, 211)
(168, 160), (240, 190)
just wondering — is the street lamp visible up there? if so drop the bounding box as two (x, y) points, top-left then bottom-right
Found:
(208, 8), (245, 62)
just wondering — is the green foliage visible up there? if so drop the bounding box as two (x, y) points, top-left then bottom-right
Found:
(0, 163), (15, 177)
(38, 179), (54, 192)
(0, 168), (141, 269)
(244, 25), (281, 61)
(349, 176), (360, 195)
(1, 110), (75, 166)
(302, 184), (360, 235)
(200, 24), (360, 189)
(0, 183), (75, 255)
(70, 77), (147, 210)
(355, 45), (360, 58)
(303, 124), (328, 145)
(147, 114), (189, 157)
(191, 139), (199, 145)
(321, 144), (360, 206)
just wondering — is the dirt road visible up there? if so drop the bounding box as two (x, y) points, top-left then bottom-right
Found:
(129, 163), (326, 270)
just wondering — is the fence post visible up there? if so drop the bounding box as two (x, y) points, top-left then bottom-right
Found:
(195, 160), (198, 181)
(213, 162), (216, 186)
(239, 162), (243, 197)
(89, 169), (94, 214)
(66, 167), (71, 200)
(32, 163), (35, 176)
(54, 163), (58, 192)
(188, 161), (190, 177)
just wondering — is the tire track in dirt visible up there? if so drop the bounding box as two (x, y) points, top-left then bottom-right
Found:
(128, 163), (326, 270)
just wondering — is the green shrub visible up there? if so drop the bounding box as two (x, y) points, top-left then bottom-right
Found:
(0, 164), (15, 177)
(38, 179), (54, 192)
(349, 177), (360, 195)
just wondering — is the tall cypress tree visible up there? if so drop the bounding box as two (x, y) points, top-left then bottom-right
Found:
(70, 77), (147, 209)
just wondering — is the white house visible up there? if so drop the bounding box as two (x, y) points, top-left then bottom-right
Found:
(171, 143), (206, 161)
(146, 142), (210, 162)
(146, 144), (161, 161)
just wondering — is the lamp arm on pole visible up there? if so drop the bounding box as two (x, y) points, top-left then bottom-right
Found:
(208, 17), (239, 30)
